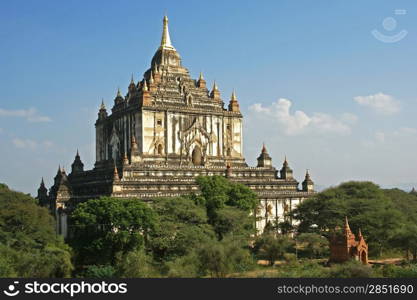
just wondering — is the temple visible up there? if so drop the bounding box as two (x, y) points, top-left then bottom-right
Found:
(36, 16), (315, 237)
(329, 217), (368, 264)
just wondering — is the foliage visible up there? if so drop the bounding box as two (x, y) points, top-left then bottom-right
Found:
(291, 181), (404, 256)
(165, 252), (201, 278)
(391, 223), (417, 261)
(195, 175), (258, 214)
(196, 238), (255, 278)
(195, 176), (257, 240)
(0, 184), (73, 277)
(81, 265), (117, 278)
(254, 233), (295, 266)
(329, 260), (374, 278)
(296, 233), (329, 259)
(382, 263), (417, 278)
(210, 206), (253, 241)
(149, 197), (215, 262)
(69, 197), (157, 266)
(116, 249), (157, 278)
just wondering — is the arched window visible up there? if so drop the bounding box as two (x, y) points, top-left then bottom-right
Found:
(157, 144), (163, 155)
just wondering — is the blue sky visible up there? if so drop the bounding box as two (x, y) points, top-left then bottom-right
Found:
(0, 0), (416, 194)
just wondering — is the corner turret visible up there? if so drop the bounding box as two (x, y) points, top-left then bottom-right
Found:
(302, 169), (314, 192)
(280, 156), (293, 180)
(257, 143), (272, 168)
(71, 150), (84, 174)
(228, 89), (240, 112)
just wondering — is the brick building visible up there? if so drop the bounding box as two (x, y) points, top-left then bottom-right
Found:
(329, 217), (368, 264)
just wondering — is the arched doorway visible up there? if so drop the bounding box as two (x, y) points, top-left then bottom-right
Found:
(360, 250), (367, 264)
(157, 144), (163, 155)
(192, 145), (203, 166)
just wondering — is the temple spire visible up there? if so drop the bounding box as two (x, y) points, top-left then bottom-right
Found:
(231, 89), (237, 101)
(100, 99), (106, 110)
(160, 15), (175, 50)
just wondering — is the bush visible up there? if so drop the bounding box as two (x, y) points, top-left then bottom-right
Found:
(329, 261), (375, 278)
(197, 238), (255, 278)
(255, 234), (295, 266)
(82, 265), (117, 278)
(116, 249), (158, 278)
(382, 264), (417, 278)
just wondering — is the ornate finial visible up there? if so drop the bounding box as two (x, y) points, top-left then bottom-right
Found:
(149, 70), (154, 84)
(160, 15), (175, 50)
(213, 80), (218, 91)
(40, 177), (45, 186)
(100, 99), (106, 110)
(130, 74), (135, 85)
(76, 149), (80, 157)
(344, 216), (350, 231)
(142, 80), (148, 92)
(199, 72), (204, 81)
(123, 153), (129, 165)
(262, 143), (267, 153)
(113, 165), (119, 180)
(358, 228), (363, 238)
(231, 89), (237, 101)
(117, 88), (122, 97)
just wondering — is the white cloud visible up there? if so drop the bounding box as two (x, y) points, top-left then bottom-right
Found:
(0, 107), (51, 122)
(353, 93), (400, 115)
(341, 113), (358, 124)
(375, 131), (385, 143)
(249, 98), (353, 136)
(12, 138), (54, 150)
(393, 127), (417, 136)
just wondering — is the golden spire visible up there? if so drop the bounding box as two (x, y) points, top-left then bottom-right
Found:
(142, 80), (148, 92)
(149, 70), (154, 84)
(160, 15), (175, 50)
(231, 89), (237, 101)
(199, 72), (204, 81)
(213, 80), (218, 91)
(100, 99), (106, 110)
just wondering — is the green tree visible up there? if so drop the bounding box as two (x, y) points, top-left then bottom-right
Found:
(392, 223), (417, 261)
(254, 233), (295, 266)
(195, 176), (258, 240)
(69, 197), (157, 266)
(329, 261), (374, 278)
(196, 238), (255, 278)
(0, 183), (73, 277)
(149, 197), (215, 262)
(296, 233), (329, 259)
(291, 181), (404, 256)
(116, 249), (157, 278)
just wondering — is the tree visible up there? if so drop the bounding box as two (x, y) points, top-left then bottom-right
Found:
(196, 238), (255, 278)
(195, 176), (258, 214)
(291, 181), (404, 256)
(116, 249), (157, 278)
(296, 233), (329, 258)
(210, 206), (253, 240)
(149, 197), (215, 262)
(0, 183), (73, 277)
(255, 233), (294, 266)
(391, 223), (417, 261)
(69, 197), (157, 266)
(195, 176), (258, 240)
